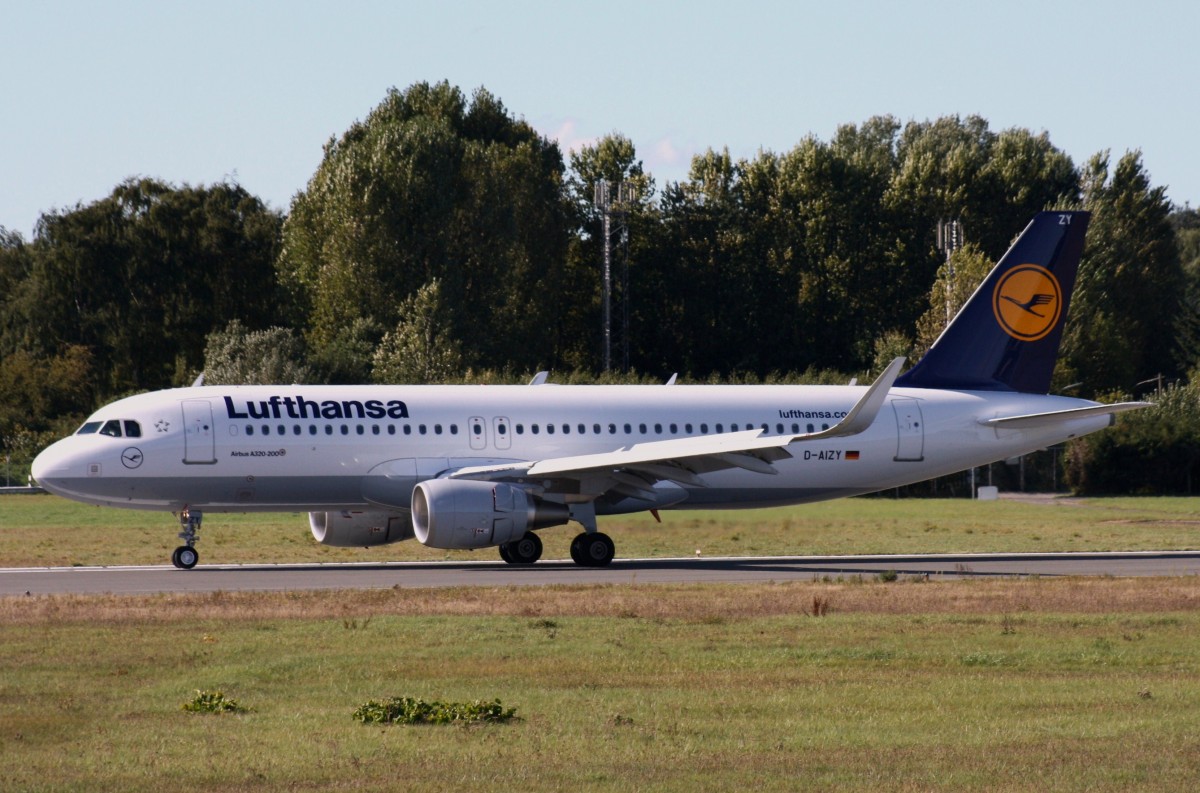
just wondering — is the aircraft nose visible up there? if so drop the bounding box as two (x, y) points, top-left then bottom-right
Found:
(31, 440), (79, 496)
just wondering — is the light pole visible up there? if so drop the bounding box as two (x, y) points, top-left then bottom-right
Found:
(594, 180), (636, 372)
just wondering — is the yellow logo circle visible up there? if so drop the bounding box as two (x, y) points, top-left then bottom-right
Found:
(992, 264), (1062, 341)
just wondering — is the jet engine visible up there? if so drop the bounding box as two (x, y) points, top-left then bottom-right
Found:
(309, 510), (415, 547)
(412, 479), (569, 550)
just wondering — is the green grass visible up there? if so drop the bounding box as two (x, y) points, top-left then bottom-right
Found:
(2, 580), (1199, 792)
(1, 493), (1198, 567)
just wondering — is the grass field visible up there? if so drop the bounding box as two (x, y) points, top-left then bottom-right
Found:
(3, 579), (1200, 792)
(4, 495), (1199, 790)
(1, 493), (1199, 568)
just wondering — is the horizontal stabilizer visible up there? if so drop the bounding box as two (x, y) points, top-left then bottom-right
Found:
(980, 402), (1150, 429)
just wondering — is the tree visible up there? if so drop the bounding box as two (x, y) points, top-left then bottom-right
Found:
(371, 280), (464, 383)
(203, 321), (312, 385)
(1058, 152), (1183, 395)
(912, 244), (995, 356)
(279, 81), (573, 374)
(2, 178), (284, 395)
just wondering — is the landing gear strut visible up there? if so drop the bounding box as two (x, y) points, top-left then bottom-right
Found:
(172, 508), (202, 569)
(570, 531), (615, 567)
(499, 531), (543, 565)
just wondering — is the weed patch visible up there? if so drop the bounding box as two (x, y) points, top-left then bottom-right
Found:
(352, 696), (517, 725)
(181, 689), (251, 714)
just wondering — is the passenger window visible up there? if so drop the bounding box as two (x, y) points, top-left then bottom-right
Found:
(608, 423), (616, 434)
(246, 425), (255, 436)
(623, 423), (631, 434)
(731, 423), (739, 432)
(685, 423), (692, 433)
(387, 425), (396, 435)
(516, 424), (525, 435)
(532, 424), (540, 435)
(404, 425), (412, 435)
(792, 423), (800, 434)
(654, 423), (662, 434)
(670, 423), (678, 434)
(450, 424), (458, 435)
(546, 424), (555, 435)
(593, 424), (601, 434)
(716, 423), (724, 433)
(341, 425), (350, 435)
(807, 424), (814, 433)
(356, 425), (364, 435)
(639, 423), (647, 434)
(372, 425), (380, 435)
(700, 423), (708, 433)
(310, 425), (318, 436)
(578, 424), (586, 434)
(99, 420), (122, 437)
(419, 425), (427, 435)
(434, 424), (443, 435)
(325, 425), (333, 435)
(123, 420), (142, 438)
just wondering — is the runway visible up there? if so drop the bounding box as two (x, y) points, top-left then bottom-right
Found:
(3, 551), (1199, 596)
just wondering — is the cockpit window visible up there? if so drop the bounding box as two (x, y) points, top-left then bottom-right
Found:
(99, 420), (123, 437)
(76, 421), (102, 435)
(124, 420), (142, 438)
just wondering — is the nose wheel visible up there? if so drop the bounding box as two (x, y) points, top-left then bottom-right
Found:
(172, 508), (202, 569)
(172, 545), (199, 569)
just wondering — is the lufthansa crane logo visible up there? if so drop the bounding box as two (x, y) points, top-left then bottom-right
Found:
(992, 264), (1062, 341)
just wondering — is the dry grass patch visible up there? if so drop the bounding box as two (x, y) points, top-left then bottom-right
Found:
(4, 576), (1200, 626)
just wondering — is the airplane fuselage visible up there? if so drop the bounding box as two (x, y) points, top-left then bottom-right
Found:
(33, 383), (1111, 514)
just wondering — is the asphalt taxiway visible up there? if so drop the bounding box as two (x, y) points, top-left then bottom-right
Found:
(3, 552), (1199, 596)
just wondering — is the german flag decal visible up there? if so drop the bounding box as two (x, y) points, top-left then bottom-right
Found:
(845, 451), (860, 460)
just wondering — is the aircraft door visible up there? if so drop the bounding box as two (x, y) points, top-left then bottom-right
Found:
(469, 416), (487, 450)
(891, 398), (925, 462)
(493, 416), (511, 450)
(182, 400), (217, 464)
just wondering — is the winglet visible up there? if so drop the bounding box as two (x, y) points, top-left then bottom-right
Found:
(792, 357), (905, 441)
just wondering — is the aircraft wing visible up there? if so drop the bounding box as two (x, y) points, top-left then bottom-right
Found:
(449, 358), (905, 493)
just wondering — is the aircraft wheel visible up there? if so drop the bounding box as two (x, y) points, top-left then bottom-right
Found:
(570, 532), (614, 567)
(498, 543), (515, 564)
(173, 545), (199, 570)
(505, 532), (543, 564)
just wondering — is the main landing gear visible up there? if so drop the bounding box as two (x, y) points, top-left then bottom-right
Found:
(172, 508), (202, 569)
(498, 531), (543, 564)
(570, 531), (615, 567)
(495, 529), (616, 567)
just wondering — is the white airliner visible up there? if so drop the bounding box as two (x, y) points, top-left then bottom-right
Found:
(32, 211), (1146, 569)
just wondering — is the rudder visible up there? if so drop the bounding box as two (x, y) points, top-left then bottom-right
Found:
(895, 210), (1090, 393)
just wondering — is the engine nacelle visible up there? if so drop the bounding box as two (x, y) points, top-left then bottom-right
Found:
(411, 479), (569, 550)
(309, 510), (415, 547)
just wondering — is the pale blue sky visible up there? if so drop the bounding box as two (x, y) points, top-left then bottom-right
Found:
(2, 1), (1196, 238)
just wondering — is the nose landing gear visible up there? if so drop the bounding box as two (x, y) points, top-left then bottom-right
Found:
(172, 509), (202, 569)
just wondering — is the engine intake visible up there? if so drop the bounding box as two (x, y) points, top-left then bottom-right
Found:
(412, 479), (569, 550)
(309, 511), (414, 547)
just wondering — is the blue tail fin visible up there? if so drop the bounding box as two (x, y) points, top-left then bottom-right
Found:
(895, 210), (1089, 394)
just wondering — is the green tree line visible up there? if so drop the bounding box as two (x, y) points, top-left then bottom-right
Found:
(2, 81), (1197, 491)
